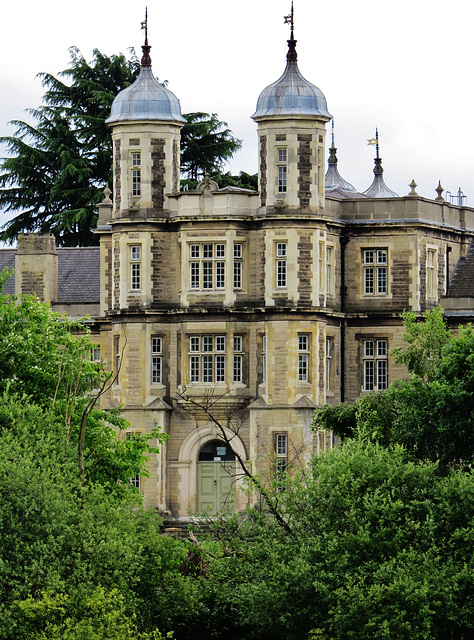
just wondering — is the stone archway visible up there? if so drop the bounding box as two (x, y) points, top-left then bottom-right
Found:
(175, 425), (247, 517)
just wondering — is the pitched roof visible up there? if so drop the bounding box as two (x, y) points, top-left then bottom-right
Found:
(448, 241), (474, 297)
(0, 247), (100, 303)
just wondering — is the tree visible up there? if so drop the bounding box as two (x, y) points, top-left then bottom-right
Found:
(0, 48), (140, 246)
(0, 267), (165, 492)
(191, 438), (474, 640)
(180, 112), (242, 181)
(1, 53), (243, 246)
(391, 306), (451, 381)
(314, 310), (474, 471)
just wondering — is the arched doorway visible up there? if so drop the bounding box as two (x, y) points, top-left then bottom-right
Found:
(197, 440), (236, 513)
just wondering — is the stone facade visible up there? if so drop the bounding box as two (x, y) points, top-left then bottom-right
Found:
(3, 32), (474, 524)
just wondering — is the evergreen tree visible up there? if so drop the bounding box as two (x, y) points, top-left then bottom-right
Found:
(0, 48), (140, 246)
(0, 54), (243, 246)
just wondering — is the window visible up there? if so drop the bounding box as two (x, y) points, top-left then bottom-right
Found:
(275, 433), (288, 489)
(277, 148), (287, 193)
(262, 334), (267, 383)
(114, 336), (121, 383)
(276, 242), (287, 288)
(131, 152), (141, 197)
(427, 248), (437, 299)
(233, 243), (243, 289)
(189, 243), (225, 290)
(326, 337), (333, 391)
(130, 245), (141, 290)
(319, 242), (324, 293)
(363, 339), (388, 391)
(126, 432), (141, 490)
(189, 335), (226, 383)
(151, 337), (163, 384)
(363, 248), (388, 295)
(233, 335), (243, 383)
(89, 345), (100, 362)
(298, 334), (310, 382)
(326, 246), (333, 293)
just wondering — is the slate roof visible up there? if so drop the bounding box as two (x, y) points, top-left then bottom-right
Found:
(448, 241), (474, 297)
(0, 247), (100, 303)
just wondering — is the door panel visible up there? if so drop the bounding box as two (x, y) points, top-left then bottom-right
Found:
(197, 461), (236, 512)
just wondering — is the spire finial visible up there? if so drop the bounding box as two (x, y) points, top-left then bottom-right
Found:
(368, 128), (383, 174)
(141, 7), (152, 66)
(284, 2), (297, 61)
(328, 119), (337, 165)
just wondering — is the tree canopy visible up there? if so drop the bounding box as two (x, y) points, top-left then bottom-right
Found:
(0, 50), (244, 246)
(180, 112), (242, 181)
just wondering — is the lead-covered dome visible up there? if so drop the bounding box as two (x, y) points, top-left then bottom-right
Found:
(252, 32), (330, 121)
(106, 40), (185, 125)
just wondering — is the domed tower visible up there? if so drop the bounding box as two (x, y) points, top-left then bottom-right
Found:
(106, 16), (185, 217)
(251, 5), (331, 211)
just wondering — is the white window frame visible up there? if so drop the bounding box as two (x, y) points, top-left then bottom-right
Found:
(131, 152), (141, 197)
(189, 243), (226, 291)
(151, 337), (163, 385)
(427, 247), (438, 299)
(326, 245), (334, 294)
(276, 242), (287, 289)
(188, 335), (226, 384)
(233, 335), (243, 383)
(275, 432), (288, 489)
(363, 339), (388, 391)
(130, 245), (141, 291)
(233, 243), (243, 290)
(363, 248), (388, 296)
(262, 334), (267, 383)
(298, 334), (310, 382)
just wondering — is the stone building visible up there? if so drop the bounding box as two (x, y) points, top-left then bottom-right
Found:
(2, 21), (474, 522)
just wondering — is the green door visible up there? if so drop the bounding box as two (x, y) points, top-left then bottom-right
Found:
(197, 440), (236, 513)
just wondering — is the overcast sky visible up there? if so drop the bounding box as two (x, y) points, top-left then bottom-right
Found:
(1, 0), (473, 204)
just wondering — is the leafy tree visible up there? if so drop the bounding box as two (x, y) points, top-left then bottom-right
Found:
(1, 54), (243, 246)
(0, 267), (165, 492)
(314, 311), (474, 471)
(180, 112), (242, 181)
(391, 306), (451, 381)
(193, 438), (474, 640)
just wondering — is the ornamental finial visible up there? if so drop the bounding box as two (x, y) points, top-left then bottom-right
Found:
(141, 8), (152, 66)
(284, 2), (297, 61)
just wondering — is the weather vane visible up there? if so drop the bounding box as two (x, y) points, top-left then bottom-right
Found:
(140, 7), (152, 67)
(367, 128), (380, 158)
(284, 2), (295, 38)
(141, 7), (148, 42)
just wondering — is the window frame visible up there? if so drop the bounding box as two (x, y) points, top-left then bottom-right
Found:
(151, 336), (163, 385)
(298, 333), (310, 382)
(188, 335), (227, 384)
(363, 338), (388, 391)
(427, 246), (438, 299)
(131, 151), (141, 197)
(276, 242), (287, 289)
(130, 244), (141, 291)
(363, 248), (388, 296)
(189, 242), (226, 291)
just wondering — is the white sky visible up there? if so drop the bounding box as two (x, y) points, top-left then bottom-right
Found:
(1, 0), (473, 204)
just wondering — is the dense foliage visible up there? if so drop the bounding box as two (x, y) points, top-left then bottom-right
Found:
(1, 284), (473, 639)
